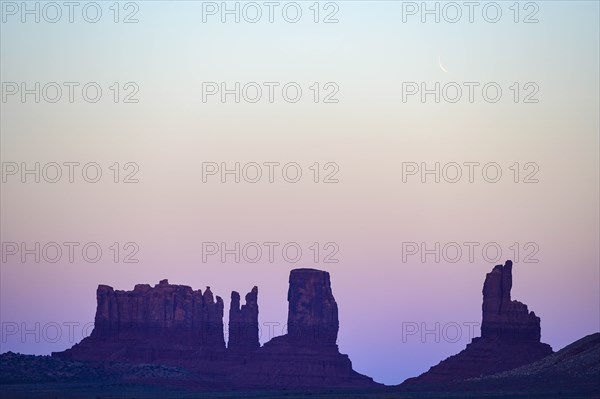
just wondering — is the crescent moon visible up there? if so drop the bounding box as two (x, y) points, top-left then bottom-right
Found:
(438, 56), (449, 73)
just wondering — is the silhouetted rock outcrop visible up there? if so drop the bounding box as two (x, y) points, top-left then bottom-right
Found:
(286, 269), (339, 345)
(232, 268), (377, 388)
(228, 286), (259, 353)
(403, 261), (553, 385)
(482, 261), (542, 342)
(52, 270), (376, 388)
(53, 280), (226, 371)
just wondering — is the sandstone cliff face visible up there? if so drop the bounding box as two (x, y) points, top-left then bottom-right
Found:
(402, 260), (553, 385)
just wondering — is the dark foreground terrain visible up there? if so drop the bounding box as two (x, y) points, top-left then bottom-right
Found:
(0, 381), (597, 399)
(2, 332), (599, 399)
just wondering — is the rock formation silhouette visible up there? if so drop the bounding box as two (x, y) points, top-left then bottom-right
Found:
(286, 268), (339, 345)
(53, 280), (228, 373)
(52, 263), (554, 388)
(232, 268), (376, 387)
(53, 269), (377, 388)
(403, 260), (553, 385)
(228, 286), (259, 353)
(481, 261), (543, 342)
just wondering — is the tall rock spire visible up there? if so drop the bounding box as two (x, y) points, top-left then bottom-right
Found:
(481, 260), (542, 342)
(402, 260), (553, 385)
(228, 286), (259, 352)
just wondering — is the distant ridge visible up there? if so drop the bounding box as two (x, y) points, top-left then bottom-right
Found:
(476, 332), (600, 390)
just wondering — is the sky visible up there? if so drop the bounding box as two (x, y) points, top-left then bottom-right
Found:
(1, 0), (599, 385)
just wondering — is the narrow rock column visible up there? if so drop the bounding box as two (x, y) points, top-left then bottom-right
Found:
(481, 260), (542, 342)
(228, 286), (259, 351)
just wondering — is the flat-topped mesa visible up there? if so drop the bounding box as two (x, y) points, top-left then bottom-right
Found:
(228, 286), (259, 352)
(481, 260), (541, 342)
(54, 280), (226, 364)
(287, 268), (339, 346)
(92, 280), (225, 346)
